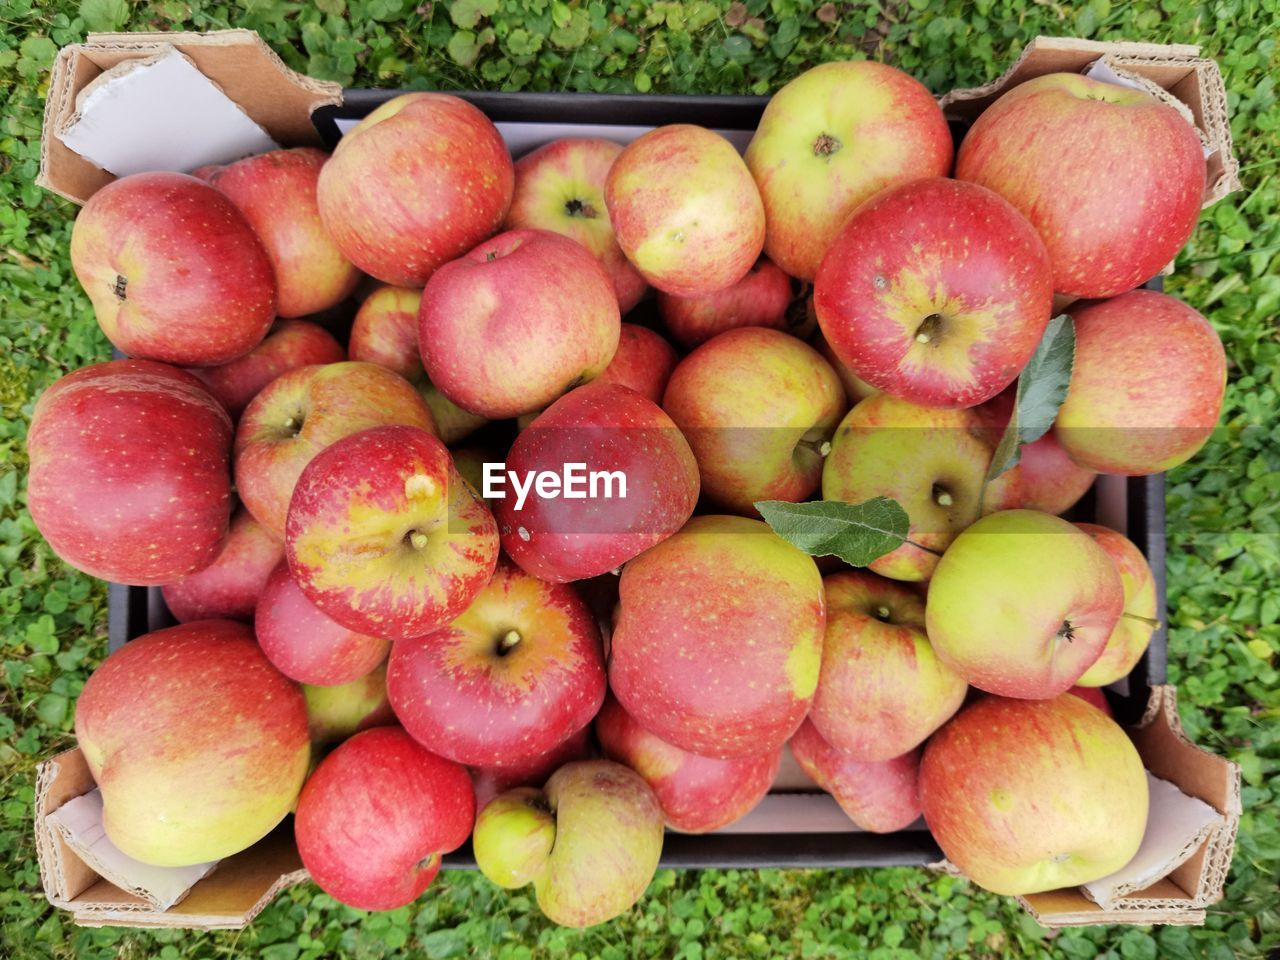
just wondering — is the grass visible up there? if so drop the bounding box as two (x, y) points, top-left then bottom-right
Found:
(1, 0), (1278, 957)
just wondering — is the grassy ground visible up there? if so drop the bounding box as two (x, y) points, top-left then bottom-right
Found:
(1, 1), (1277, 957)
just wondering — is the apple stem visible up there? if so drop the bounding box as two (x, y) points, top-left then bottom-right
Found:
(498, 630), (522, 655)
(904, 537), (945, 558)
(1122, 612), (1163, 629)
(914, 313), (944, 346)
(933, 486), (954, 508)
(875, 605), (892, 622)
(409, 531), (429, 550)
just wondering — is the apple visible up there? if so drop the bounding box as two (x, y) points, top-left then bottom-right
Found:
(610, 514), (825, 759)
(419, 229), (622, 418)
(316, 92), (514, 286)
(1073, 523), (1159, 687)
(70, 172), (276, 365)
(814, 177), (1054, 409)
(657, 257), (795, 348)
(198, 147), (361, 317)
(810, 571), (967, 761)
(955, 73), (1207, 298)
(303, 662), (397, 746)
(822, 393), (991, 582)
(449, 444), (500, 504)
(471, 725), (594, 811)
(919, 693), (1149, 895)
(473, 760), (664, 927)
(593, 323), (679, 403)
(596, 696), (780, 833)
(605, 124), (765, 297)
(294, 726), (475, 910)
(744, 61), (953, 282)
(348, 284), (489, 444)
(190, 320), (346, 419)
(506, 137), (648, 312)
(788, 720), (922, 833)
(386, 561), (607, 767)
(496, 382), (700, 582)
(1054, 290), (1227, 474)
(234, 361), (434, 537)
(1070, 685), (1114, 717)
(286, 425), (499, 640)
(662, 327), (845, 514)
(926, 510), (1125, 698)
(74, 620), (309, 866)
(815, 331), (879, 403)
(27, 359), (232, 585)
(162, 508), (283, 622)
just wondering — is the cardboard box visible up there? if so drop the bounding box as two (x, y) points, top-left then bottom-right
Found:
(35, 29), (1242, 931)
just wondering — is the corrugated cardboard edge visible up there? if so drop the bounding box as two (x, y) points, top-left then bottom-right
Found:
(37, 28), (341, 205)
(940, 35), (1242, 206)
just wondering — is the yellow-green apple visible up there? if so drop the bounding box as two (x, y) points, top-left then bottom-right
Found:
(74, 620), (309, 866)
(605, 124), (765, 297)
(294, 726), (475, 910)
(610, 514), (825, 758)
(256, 560), (391, 686)
(744, 61), (953, 282)
(286, 425), (499, 640)
(28, 359), (232, 585)
(662, 327), (845, 514)
(348, 285), (489, 443)
(919, 693), (1148, 895)
(496, 382), (700, 582)
(657, 257), (795, 348)
(1055, 290), (1226, 474)
(1073, 524), (1159, 687)
(506, 137), (648, 312)
(815, 177), (1053, 409)
(955, 73), (1206, 298)
(190, 320), (345, 419)
(70, 172), (276, 365)
(473, 760), (664, 927)
(788, 719), (921, 833)
(162, 508), (283, 622)
(303, 662), (396, 746)
(387, 561), (606, 766)
(449, 443), (501, 505)
(595, 696), (780, 833)
(815, 331), (879, 403)
(926, 510), (1125, 698)
(197, 147), (361, 317)
(316, 93), (513, 286)
(811, 571), (967, 761)
(471, 726), (594, 810)
(593, 323), (679, 403)
(419, 229), (621, 418)
(234, 361), (434, 537)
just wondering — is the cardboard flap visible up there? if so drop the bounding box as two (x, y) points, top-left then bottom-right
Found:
(38, 28), (341, 204)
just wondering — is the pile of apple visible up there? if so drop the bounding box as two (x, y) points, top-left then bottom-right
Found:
(29, 59), (1226, 927)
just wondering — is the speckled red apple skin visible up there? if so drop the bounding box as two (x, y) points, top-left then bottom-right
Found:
(70, 172), (276, 365)
(162, 508), (283, 622)
(593, 324), (679, 403)
(295, 726), (475, 911)
(28, 359), (233, 585)
(658, 257), (795, 348)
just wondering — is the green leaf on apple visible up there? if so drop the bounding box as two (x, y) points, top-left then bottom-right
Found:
(754, 497), (910, 567)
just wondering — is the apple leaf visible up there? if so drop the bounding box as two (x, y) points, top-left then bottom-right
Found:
(755, 497), (910, 567)
(984, 313), (1076, 483)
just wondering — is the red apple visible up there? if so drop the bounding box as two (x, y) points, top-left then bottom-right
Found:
(286, 425), (499, 640)
(596, 696), (780, 833)
(294, 726), (475, 910)
(317, 93), (513, 286)
(419, 229), (621, 418)
(506, 137), (648, 312)
(1069, 685), (1114, 717)
(815, 331), (879, 403)
(189, 320), (345, 419)
(162, 508), (283, 622)
(471, 725), (594, 811)
(919, 694), (1148, 894)
(198, 147), (361, 317)
(1055, 290), (1226, 474)
(610, 514), (826, 759)
(1073, 523), (1159, 687)
(27, 359), (232, 585)
(593, 323), (679, 403)
(815, 177), (1053, 409)
(234, 361), (434, 537)
(956, 73), (1206, 298)
(605, 124), (765, 297)
(745, 61), (953, 282)
(657, 257), (795, 348)
(70, 172), (276, 365)
(788, 719), (922, 833)
(303, 662), (397, 746)
(75, 620), (309, 866)
(495, 382), (700, 583)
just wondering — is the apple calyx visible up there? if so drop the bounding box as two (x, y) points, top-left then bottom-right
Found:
(415, 851), (441, 871)
(914, 313), (946, 345)
(812, 133), (842, 158)
(564, 198), (598, 219)
(1057, 620), (1076, 643)
(112, 274), (128, 301)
